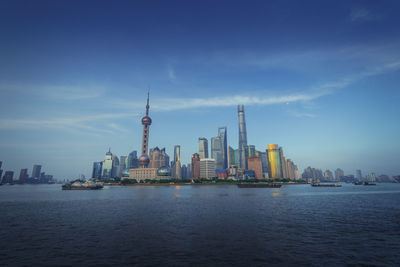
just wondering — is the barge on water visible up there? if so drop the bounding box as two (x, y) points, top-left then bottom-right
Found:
(237, 183), (282, 188)
(311, 183), (342, 187)
(62, 181), (103, 190)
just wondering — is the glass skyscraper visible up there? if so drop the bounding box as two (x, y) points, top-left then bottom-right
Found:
(267, 144), (282, 179)
(198, 137), (209, 159)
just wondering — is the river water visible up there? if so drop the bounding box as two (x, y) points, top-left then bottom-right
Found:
(0, 183), (399, 266)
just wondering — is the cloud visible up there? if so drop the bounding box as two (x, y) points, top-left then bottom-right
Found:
(0, 113), (137, 133)
(349, 7), (379, 22)
(168, 65), (176, 81)
(0, 84), (105, 100)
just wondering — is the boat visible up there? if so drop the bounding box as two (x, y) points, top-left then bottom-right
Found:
(363, 182), (376, 186)
(237, 183), (281, 188)
(62, 181), (103, 190)
(311, 183), (341, 187)
(353, 181), (363, 185)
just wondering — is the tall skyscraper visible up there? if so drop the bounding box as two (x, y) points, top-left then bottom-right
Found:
(2, 171), (14, 184)
(19, 168), (28, 183)
(228, 146), (238, 167)
(218, 127), (227, 169)
(238, 105), (248, 169)
(126, 150), (138, 169)
(198, 137), (208, 159)
(245, 145), (256, 161)
(172, 145), (181, 179)
(138, 92), (152, 168)
(191, 153), (200, 179)
(279, 147), (287, 178)
(32, 165), (42, 179)
(173, 145), (181, 164)
(267, 144), (282, 179)
(92, 162), (103, 179)
(102, 149), (114, 179)
(211, 136), (223, 170)
(335, 168), (344, 181)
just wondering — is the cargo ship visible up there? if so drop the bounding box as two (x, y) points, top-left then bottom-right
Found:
(311, 183), (341, 187)
(237, 183), (282, 188)
(62, 181), (103, 190)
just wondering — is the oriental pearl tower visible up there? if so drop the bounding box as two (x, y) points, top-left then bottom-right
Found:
(138, 92), (152, 168)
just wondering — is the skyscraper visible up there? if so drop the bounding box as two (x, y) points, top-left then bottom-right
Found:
(335, 168), (344, 181)
(211, 135), (224, 170)
(2, 171), (14, 184)
(198, 137), (208, 159)
(356, 169), (362, 181)
(267, 144), (282, 179)
(92, 162), (103, 179)
(279, 147), (287, 178)
(248, 156), (263, 179)
(172, 145), (181, 179)
(19, 168), (28, 183)
(32, 165), (42, 179)
(218, 127), (227, 169)
(228, 146), (238, 167)
(238, 105), (248, 169)
(138, 92), (152, 168)
(191, 153), (200, 179)
(126, 150), (138, 169)
(200, 158), (216, 179)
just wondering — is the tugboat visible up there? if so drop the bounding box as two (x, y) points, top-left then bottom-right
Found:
(62, 180), (103, 190)
(237, 183), (282, 188)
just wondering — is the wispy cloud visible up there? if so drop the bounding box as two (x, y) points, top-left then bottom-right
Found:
(349, 7), (379, 22)
(167, 65), (176, 81)
(0, 113), (137, 133)
(0, 84), (105, 100)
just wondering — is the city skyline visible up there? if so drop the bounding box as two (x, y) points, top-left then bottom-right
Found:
(0, 1), (400, 178)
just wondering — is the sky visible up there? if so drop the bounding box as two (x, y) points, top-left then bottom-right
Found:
(0, 0), (399, 179)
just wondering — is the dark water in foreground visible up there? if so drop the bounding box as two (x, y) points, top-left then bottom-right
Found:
(0, 183), (399, 266)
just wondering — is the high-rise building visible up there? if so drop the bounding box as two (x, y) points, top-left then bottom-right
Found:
(19, 168), (28, 183)
(335, 168), (344, 181)
(200, 158), (216, 179)
(256, 151), (269, 178)
(2, 171), (14, 184)
(248, 156), (263, 179)
(138, 92), (152, 168)
(126, 150), (138, 169)
(218, 127), (227, 169)
(92, 162), (103, 179)
(324, 169), (334, 181)
(356, 169), (362, 181)
(228, 146), (239, 167)
(244, 145), (256, 165)
(149, 147), (168, 169)
(238, 105), (248, 169)
(267, 144), (282, 179)
(191, 153), (200, 179)
(119, 156), (127, 175)
(198, 137), (209, 159)
(102, 149), (119, 179)
(171, 145), (181, 179)
(211, 135), (224, 170)
(32, 165), (42, 179)
(279, 147), (287, 178)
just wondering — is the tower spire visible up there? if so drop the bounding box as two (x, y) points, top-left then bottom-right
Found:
(146, 89), (150, 116)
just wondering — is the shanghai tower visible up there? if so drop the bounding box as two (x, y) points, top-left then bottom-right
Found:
(238, 105), (248, 169)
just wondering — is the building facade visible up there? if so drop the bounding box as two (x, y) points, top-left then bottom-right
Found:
(199, 158), (216, 179)
(191, 153), (200, 179)
(247, 156), (263, 179)
(198, 137), (209, 159)
(238, 105), (248, 170)
(267, 144), (282, 179)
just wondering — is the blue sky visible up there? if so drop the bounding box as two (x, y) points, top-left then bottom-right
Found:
(0, 0), (399, 178)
